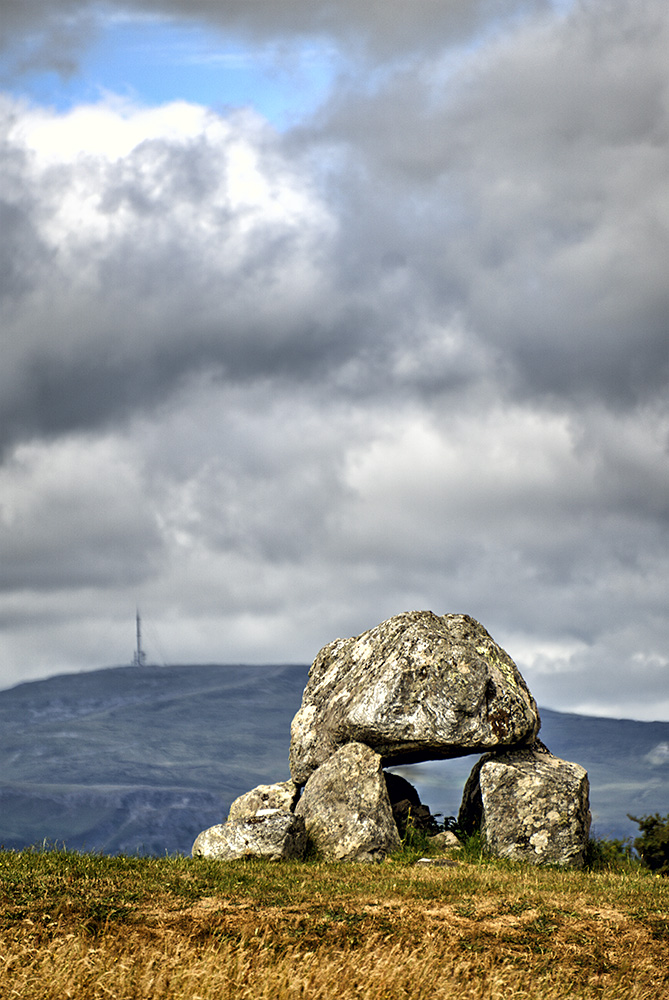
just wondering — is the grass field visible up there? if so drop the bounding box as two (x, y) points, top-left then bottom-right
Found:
(1, 845), (668, 999)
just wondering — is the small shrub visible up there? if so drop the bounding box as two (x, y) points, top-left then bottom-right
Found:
(457, 831), (486, 863)
(584, 835), (636, 872)
(628, 812), (669, 875)
(394, 808), (436, 861)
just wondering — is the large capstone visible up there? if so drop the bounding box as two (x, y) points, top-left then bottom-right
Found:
(289, 611), (540, 785)
(294, 742), (401, 861)
(192, 810), (307, 861)
(458, 740), (591, 868)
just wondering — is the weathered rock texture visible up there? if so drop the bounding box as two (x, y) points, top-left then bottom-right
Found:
(429, 830), (462, 850)
(295, 742), (401, 861)
(290, 611), (540, 785)
(189, 610), (589, 868)
(192, 810), (306, 860)
(458, 740), (591, 868)
(227, 780), (299, 822)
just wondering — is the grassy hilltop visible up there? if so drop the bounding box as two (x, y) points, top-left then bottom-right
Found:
(1, 845), (668, 999)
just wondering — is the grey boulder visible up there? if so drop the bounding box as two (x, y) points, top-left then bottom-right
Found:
(458, 740), (591, 868)
(290, 611), (540, 785)
(192, 810), (307, 860)
(295, 741), (401, 861)
(428, 830), (462, 850)
(227, 780), (299, 821)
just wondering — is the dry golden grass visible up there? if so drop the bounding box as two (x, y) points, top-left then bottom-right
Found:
(1, 849), (668, 999)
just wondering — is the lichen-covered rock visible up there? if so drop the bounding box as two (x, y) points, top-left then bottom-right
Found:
(191, 810), (306, 860)
(458, 740), (591, 867)
(295, 742), (401, 861)
(227, 780), (299, 822)
(428, 830), (462, 850)
(290, 611), (540, 785)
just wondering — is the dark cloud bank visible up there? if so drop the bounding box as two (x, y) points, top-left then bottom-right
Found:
(0, 0), (668, 720)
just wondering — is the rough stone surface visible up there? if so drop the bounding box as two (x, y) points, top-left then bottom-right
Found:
(458, 740), (591, 868)
(428, 830), (462, 850)
(191, 810), (307, 860)
(295, 742), (401, 861)
(290, 611), (540, 785)
(227, 780), (299, 822)
(414, 857), (458, 867)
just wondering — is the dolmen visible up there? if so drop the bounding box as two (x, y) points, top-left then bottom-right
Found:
(192, 611), (591, 866)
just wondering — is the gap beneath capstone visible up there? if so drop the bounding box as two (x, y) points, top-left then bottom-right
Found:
(385, 756), (481, 828)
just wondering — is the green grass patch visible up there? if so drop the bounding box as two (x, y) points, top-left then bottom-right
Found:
(1, 844), (669, 999)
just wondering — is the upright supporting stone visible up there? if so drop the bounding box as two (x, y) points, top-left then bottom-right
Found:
(295, 742), (401, 861)
(458, 741), (591, 868)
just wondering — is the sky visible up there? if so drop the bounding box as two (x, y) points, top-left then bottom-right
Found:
(0, 0), (668, 721)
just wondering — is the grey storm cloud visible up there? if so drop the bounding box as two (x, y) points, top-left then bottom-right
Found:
(2, 0), (667, 442)
(0, 0), (551, 66)
(0, 105), (351, 449)
(304, 0), (669, 409)
(0, 0), (668, 719)
(0, 0), (99, 77)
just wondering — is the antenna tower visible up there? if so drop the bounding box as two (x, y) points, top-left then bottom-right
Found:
(132, 609), (147, 667)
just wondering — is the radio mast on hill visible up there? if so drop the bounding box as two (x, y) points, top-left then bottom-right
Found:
(132, 609), (147, 667)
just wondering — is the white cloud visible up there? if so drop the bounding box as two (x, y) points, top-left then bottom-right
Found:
(0, 0), (668, 724)
(10, 97), (211, 160)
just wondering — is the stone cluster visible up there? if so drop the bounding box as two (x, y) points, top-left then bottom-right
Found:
(192, 611), (591, 866)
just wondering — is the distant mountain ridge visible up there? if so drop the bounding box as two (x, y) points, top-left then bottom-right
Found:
(1, 664), (668, 855)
